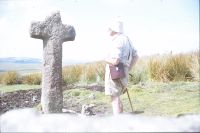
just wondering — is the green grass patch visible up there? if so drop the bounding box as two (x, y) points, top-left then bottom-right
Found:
(62, 81), (200, 116)
(63, 88), (112, 114)
(0, 84), (41, 93)
(63, 88), (110, 105)
(122, 81), (200, 116)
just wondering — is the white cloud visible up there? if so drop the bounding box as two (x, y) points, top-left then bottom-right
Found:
(0, 18), (9, 37)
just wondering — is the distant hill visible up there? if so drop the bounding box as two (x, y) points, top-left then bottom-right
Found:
(0, 57), (100, 74)
(0, 57), (42, 64)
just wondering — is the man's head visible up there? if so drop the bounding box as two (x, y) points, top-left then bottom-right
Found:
(108, 20), (123, 36)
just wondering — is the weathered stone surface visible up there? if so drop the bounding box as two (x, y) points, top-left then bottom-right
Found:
(1, 108), (200, 132)
(30, 11), (76, 113)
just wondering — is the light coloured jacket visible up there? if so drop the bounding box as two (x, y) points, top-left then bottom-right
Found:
(105, 33), (137, 96)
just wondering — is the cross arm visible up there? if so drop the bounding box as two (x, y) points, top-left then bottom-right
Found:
(30, 21), (46, 39)
(62, 25), (76, 42)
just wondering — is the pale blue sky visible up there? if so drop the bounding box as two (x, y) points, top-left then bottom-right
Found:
(0, 0), (199, 62)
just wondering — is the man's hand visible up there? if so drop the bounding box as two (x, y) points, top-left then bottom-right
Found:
(105, 58), (120, 66)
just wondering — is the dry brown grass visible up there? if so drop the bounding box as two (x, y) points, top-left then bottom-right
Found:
(147, 51), (199, 82)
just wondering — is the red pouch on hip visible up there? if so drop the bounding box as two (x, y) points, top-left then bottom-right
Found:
(109, 62), (125, 80)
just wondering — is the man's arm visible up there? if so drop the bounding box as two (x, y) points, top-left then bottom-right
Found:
(105, 58), (120, 66)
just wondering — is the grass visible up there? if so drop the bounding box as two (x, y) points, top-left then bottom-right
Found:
(61, 81), (200, 116)
(1, 51), (199, 116)
(1, 81), (199, 116)
(22, 73), (42, 85)
(122, 81), (200, 116)
(63, 88), (112, 114)
(1, 51), (198, 86)
(147, 52), (199, 82)
(63, 88), (108, 105)
(0, 84), (41, 93)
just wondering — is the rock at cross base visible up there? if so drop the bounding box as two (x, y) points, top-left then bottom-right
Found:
(30, 11), (76, 113)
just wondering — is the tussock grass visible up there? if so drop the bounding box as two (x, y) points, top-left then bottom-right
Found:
(129, 57), (149, 84)
(0, 51), (198, 85)
(0, 71), (21, 85)
(62, 65), (83, 85)
(22, 73), (41, 85)
(148, 55), (170, 82)
(62, 62), (105, 85)
(80, 62), (105, 83)
(147, 51), (199, 82)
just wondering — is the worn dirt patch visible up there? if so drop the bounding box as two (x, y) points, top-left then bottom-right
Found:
(0, 85), (107, 115)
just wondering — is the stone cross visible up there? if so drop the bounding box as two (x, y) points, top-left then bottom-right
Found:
(30, 11), (76, 113)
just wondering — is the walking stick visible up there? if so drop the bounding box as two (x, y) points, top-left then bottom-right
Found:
(119, 80), (134, 113)
(125, 87), (134, 113)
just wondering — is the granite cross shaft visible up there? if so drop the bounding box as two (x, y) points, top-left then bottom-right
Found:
(30, 11), (76, 113)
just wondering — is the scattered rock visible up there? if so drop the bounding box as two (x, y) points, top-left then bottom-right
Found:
(62, 108), (78, 114)
(88, 93), (96, 99)
(81, 104), (95, 116)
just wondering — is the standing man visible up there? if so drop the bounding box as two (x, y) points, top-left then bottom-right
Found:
(104, 19), (138, 115)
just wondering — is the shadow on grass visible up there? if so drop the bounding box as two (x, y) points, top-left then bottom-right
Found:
(128, 110), (145, 115)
